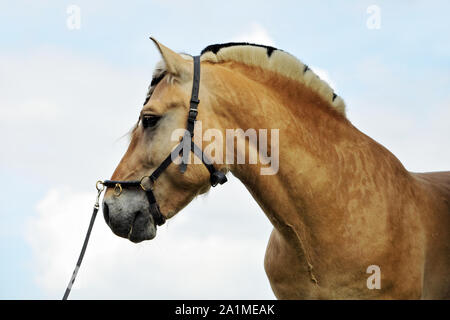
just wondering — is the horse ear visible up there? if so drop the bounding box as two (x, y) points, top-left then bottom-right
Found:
(150, 37), (191, 78)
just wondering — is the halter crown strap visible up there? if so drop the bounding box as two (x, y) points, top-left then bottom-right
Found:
(186, 55), (201, 137)
(181, 55), (201, 173)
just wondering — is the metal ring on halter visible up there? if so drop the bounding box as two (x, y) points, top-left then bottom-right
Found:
(96, 180), (105, 193)
(139, 176), (154, 191)
(113, 183), (123, 197)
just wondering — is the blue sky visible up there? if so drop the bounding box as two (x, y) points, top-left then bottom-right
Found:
(0, 1), (449, 299)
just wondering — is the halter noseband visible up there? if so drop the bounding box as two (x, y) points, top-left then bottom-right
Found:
(102, 55), (227, 226)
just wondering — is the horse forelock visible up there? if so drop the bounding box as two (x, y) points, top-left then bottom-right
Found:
(144, 53), (193, 106)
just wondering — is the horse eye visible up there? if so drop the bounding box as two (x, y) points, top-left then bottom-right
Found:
(142, 115), (161, 129)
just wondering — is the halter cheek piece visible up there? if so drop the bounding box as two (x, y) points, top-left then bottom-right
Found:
(102, 56), (227, 226)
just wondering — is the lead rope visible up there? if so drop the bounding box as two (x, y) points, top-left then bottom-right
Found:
(62, 181), (105, 300)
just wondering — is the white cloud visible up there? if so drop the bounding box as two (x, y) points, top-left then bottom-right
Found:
(26, 176), (275, 299)
(231, 23), (275, 46)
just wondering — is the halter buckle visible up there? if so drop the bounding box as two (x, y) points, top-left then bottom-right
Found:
(188, 108), (198, 120)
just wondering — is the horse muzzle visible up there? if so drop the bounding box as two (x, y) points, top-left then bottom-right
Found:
(102, 191), (158, 243)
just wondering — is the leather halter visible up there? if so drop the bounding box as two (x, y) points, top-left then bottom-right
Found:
(103, 55), (227, 226)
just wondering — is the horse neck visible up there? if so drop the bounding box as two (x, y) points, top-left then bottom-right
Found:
(202, 62), (409, 246)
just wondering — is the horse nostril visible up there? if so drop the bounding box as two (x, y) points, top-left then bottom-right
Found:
(103, 202), (110, 225)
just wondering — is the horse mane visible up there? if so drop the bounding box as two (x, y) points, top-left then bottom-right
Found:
(145, 43), (346, 116)
(200, 42), (346, 116)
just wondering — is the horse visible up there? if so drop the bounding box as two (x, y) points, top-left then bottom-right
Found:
(102, 38), (450, 299)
